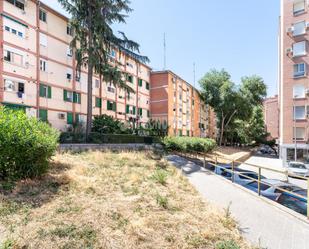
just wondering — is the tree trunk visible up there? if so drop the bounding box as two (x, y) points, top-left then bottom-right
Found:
(219, 114), (225, 146)
(86, 6), (94, 142)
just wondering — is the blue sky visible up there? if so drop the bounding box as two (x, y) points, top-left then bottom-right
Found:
(44, 0), (280, 96)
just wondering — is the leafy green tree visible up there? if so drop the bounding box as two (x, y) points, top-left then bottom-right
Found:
(199, 69), (267, 146)
(58, 0), (149, 140)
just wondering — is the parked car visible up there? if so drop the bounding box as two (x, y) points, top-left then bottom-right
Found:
(277, 189), (307, 216)
(287, 162), (309, 178)
(220, 169), (267, 186)
(214, 164), (232, 175)
(243, 179), (302, 201)
(258, 145), (274, 155)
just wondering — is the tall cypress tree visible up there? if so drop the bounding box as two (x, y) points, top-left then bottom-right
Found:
(58, 0), (149, 140)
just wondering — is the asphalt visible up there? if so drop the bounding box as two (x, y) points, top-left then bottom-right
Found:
(166, 154), (309, 249)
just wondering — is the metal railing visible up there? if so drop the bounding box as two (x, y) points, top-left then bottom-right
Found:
(177, 151), (309, 218)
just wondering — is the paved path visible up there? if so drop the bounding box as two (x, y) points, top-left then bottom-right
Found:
(166, 155), (309, 249)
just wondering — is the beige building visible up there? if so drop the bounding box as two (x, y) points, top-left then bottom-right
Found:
(150, 70), (215, 138)
(0, 0), (151, 131)
(279, 0), (309, 164)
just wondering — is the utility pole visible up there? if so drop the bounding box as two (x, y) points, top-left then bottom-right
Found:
(193, 62), (196, 88)
(163, 33), (166, 70)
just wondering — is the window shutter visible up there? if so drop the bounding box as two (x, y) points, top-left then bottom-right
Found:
(48, 86), (52, 98)
(67, 112), (73, 124)
(75, 114), (80, 123)
(138, 78), (142, 87)
(147, 110), (150, 117)
(133, 106), (136, 115)
(63, 90), (67, 101)
(39, 84), (45, 97)
(73, 92), (77, 103)
(96, 97), (101, 108)
(107, 100), (110, 110)
(146, 82), (150, 90)
(39, 109), (48, 122)
(113, 102), (116, 111)
(139, 108), (143, 116)
(126, 105), (130, 114)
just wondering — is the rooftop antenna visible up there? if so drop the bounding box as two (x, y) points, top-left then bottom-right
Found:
(163, 33), (166, 70)
(193, 62), (196, 88)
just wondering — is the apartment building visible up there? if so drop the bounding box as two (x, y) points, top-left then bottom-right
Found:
(0, 0), (151, 131)
(150, 70), (213, 138)
(263, 95), (279, 141)
(279, 0), (309, 165)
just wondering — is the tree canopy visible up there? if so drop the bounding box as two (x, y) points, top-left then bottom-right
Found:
(58, 0), (149, 139)
(199, 69), (267, 146)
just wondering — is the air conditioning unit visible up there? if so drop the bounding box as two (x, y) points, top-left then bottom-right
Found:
(286, 27), (294, 34)
(58, 113), (65, 119)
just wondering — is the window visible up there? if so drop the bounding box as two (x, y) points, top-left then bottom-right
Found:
(107, 86), (115, 93)
(39, 33), (47, 47)
(110, 50), (116, 58)
(95, 97), (102, 108)
(40, 59), (47, 72)
(293, 84), (305, 98)
(63, 90), (73, 102)
(293, 0), (305, 15)
(138, 78), (143, 87)
(126, 105), (130, 114)
(4, 79), (15, 91)
(293, 63), (306, 78)
(39, 84), (52, 98)
(73, 92), (81, 104)
(67, 46), (73, 57)
(5, 0), (24, 10)
(67, 25), (73, 36)
(18, 82), (24, 94)
(4, 50), (23, 66)
(4, 24), (24, 38)
(146, 82), (150, 90)
(293, 41), (306, 57)
(293, 21), (306, 36)
(39, 109), (48, 122)
(107, 101), (116, 111)
(127, 74), (133, 83)
(39, 9), (47, 22)
(67, 73), (72, 80)
(138, 108), (143, 116)
(294, 127), (305, 140)
(126, 62), (133, 68)
(294, 106), (306, 119)
(95, 79), (100, 88)
(147, 110), (150, 118)
(67, 112), (73, 125)
(4, 50), (11, 62)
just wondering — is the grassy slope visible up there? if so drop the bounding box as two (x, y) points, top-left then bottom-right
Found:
(0, 151), (251, 249)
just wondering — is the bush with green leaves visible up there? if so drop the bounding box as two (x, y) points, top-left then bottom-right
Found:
(0, 107), (59, 180)
(92, 114), (133, 134)
(162, 136), (216, 154)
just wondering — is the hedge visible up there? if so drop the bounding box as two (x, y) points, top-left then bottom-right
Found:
(60, 132), (161, 144)
(0, 107), (59, 180)
(162, 136), (216, 153)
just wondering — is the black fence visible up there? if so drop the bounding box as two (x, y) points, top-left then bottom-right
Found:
(60, 132), (161, 145)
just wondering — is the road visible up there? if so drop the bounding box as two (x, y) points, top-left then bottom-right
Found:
(239, 155), (307, 189)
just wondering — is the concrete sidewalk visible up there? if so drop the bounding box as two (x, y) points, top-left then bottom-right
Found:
(166, 155), (309, 249)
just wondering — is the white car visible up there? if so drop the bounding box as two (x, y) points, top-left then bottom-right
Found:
(287, 162), (309, 178)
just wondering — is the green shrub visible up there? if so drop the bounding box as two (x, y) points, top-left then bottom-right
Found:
(151, 169), (168, 185)
(216, 240), (240, 249)
(0, 107), (59, 180)
(162, 136), (216, 154)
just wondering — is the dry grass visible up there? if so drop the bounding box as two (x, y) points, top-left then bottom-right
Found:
(0, 151), (252, 249)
